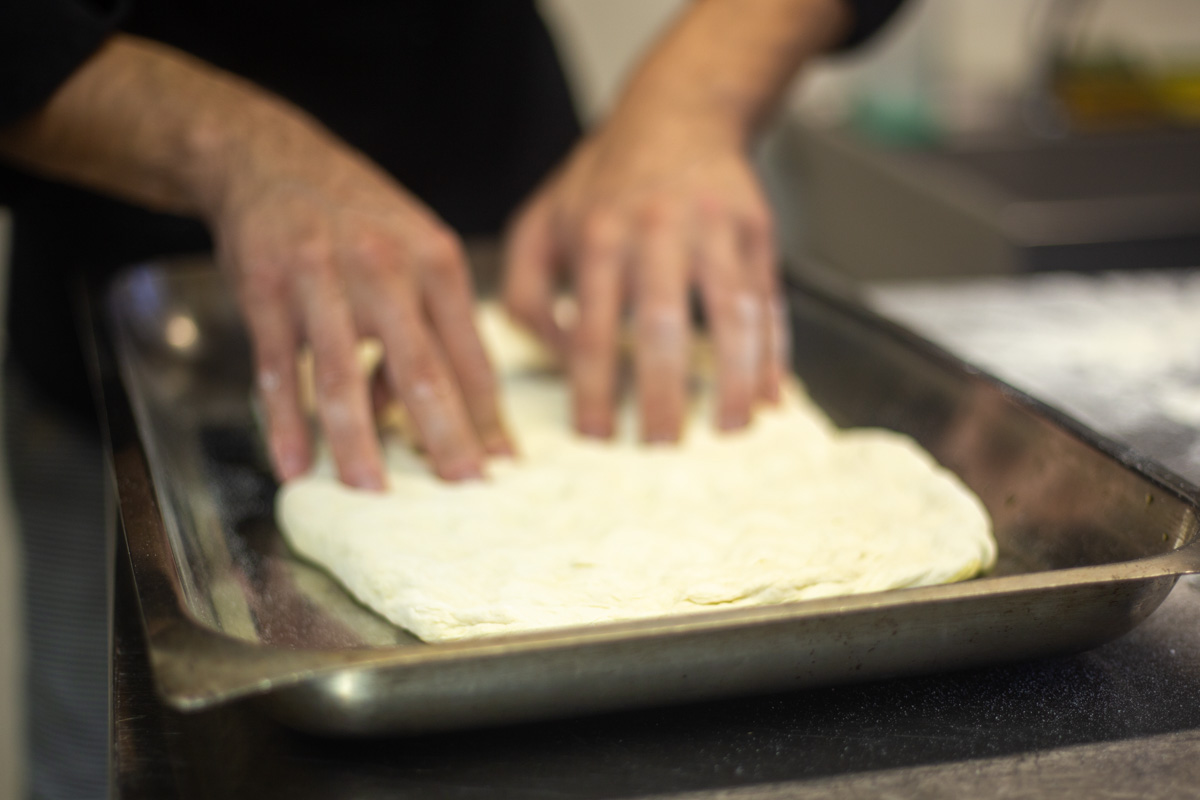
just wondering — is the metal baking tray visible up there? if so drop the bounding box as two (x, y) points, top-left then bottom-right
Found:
(94, 258), (1200, 735)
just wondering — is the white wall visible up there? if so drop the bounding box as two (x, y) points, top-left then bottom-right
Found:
(540, 0), (1200, 130)
(942, 0), (1200, 88)
(537, 0), (685, 123)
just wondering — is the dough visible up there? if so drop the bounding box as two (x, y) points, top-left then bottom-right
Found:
(276, 306), (996, 642)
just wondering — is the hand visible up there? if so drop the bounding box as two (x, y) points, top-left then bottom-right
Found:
(501, 0), (852, 442)
(503, 112), (785, 442)
(211, 120), (512, 487)
(0, 35), (512, 489)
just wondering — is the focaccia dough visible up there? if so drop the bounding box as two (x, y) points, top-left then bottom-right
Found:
(276, 306), (996, 642)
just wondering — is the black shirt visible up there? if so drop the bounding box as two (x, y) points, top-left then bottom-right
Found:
(1, 0), (584, 415)
(0, 0), (904, 418)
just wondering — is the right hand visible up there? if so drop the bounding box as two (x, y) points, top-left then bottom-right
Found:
(0, 34), (506, 489)
(208, 116), (512, 488)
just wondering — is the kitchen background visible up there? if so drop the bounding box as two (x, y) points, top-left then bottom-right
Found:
(2, 1), (1200, 795)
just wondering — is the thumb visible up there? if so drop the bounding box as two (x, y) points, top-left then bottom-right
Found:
(502, 193), (567, 356)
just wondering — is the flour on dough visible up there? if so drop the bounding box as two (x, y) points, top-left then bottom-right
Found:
(276, 305), (997, 642)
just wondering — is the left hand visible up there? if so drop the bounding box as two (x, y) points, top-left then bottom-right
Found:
(503, 110), (785, 442)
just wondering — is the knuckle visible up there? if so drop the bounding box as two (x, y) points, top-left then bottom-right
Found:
(635, 196), (678, 232)
(235, 247), (289, 303)
(313, 360), (361, 401)
(708, 290), (760, 335)
(346, 227), (400, 275)
(732, 291), (763, 330)
(400, 352), (443, 398)
(285, 235), (339, 295)
(572, 325), (611, 359)
(418, 228), (471, 291)
(419, 226), (467, 271)
(251, 337), (292, 371)
(240, 267), (289, 305)
(576, 208), (623, 256)
(695, 191), (728, 222)
(256, 365), (287, 397)
(292, 229), (335, 273)
(743, 209), (775, 244)
(639, 303), (687, 344)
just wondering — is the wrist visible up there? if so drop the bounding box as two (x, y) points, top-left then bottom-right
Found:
(178, 89), (317, 222)
(609, 0), (851, 149)
(613, 73), (760, 152)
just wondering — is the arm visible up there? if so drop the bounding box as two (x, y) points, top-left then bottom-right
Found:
(0, 34), (512, 487)
(504, 0), (852, 440)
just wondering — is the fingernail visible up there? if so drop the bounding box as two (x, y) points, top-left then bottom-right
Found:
(274, 449), (309, 482)
(642, 423), (682, 445)
(575, 408), (614, 439)
(450, 465), (485, 482)
(643, 434), (679, 446)
(578, 420), (614, 439)
(718, 411), (751, 432)
(482, 419), (518, 457)
(437, 457), (485, 482)
(485, 435), (517, 458)
(349, 468), (387, 492)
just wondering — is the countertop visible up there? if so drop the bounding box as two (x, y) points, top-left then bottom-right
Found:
(110, 534), (1200, 799)
(110, 269), (1200, 799)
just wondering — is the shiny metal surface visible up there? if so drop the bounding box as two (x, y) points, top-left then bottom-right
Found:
(794, 124), (1200, 278)
(100, 260), (1200, 735)
(108, 533), (1200, 800)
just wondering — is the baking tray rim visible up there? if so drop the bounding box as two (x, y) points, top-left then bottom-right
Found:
(96, 262), (1200, 713)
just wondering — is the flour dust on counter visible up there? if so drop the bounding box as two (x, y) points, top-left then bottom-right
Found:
(276, 305), (996, 643)
(868, 269), (1200, 484)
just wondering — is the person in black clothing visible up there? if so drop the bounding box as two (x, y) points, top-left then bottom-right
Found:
(1, 0), (903, 487)
(0, 2), (905, 797)
(1, 1), (585, 458)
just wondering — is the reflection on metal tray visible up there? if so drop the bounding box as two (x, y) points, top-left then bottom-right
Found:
(94, 258), (1200, 735)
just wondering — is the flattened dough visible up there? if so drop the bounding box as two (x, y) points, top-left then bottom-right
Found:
(277, 306), (996, 642)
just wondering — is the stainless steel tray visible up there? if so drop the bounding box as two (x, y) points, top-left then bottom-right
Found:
(94, 259), (1200, 735)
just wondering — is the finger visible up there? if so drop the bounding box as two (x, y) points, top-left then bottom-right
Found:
(742, 211), (784, 402)
(503, 196), (567, 355)
(697, 218), (761, 431)
(421, 236), (516, 457)
(370, 284), (486, 481)
(295, 263), (387, 490)
(242, 293), (311, 482)
(570, 213), (625, 438)
(633, 213), (690, 443)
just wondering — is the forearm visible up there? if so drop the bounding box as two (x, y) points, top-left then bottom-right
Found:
(0, 32), (509, 486)
(0, 34), (342, 221)
(613, 0), (851, 147)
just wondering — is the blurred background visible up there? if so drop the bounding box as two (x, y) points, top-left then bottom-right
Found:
(542, 0), (1200, 280)
(4, 1), (1200, 796)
